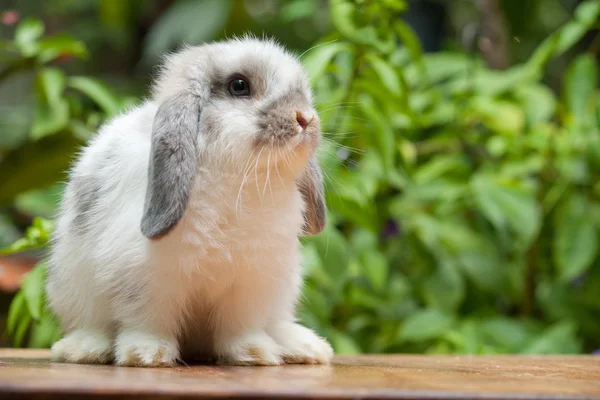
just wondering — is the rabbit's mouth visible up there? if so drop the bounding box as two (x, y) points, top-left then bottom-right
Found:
(255, 126), (319, 154)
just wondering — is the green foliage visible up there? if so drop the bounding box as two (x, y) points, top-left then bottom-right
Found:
(297, 0), (600, 355)
(0, 17), (135, 208)
(3, 0), (600, 355)
(3, 218), (60, 348)
(142, 0), (234, 66)
(0, 217), (53, 256)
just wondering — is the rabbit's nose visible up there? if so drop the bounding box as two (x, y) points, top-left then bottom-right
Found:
(296, 110), (312, 130)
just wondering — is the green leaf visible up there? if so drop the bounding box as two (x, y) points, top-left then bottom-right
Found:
(523, 321), (582, 354)
(13, 312), (32, 348)
(515, 84), (557, 125)
(365, 53), (401, 96)
(330, 0), (364, 44)
(527, 1), (600, 74)
(381, 0), (408, 12)
(0, 219), (53, 256)
(348, 284), (384, 311)
(360, 251), (388, 291)
(301, 243), (325, 280)
(481, 317), (533, 352)
(423, 260), (465, 312)
(453, 319), (482, 354)
(350, 229), (378, 253)
(394, 20), (423, 67)
(22, 262), (47, 320)
(456, 244), (505, 293)
(404, 52), (470, 87)
(327, 195), (378, 231)
(29, 218), (54, 244)
(31, 100), (69, 140)
(0, 132), (81, 208)
(307, 227), (350, 283)
(473, 66), (535, 96)
(331, 330), (361, 354)
(28, 312), (60, 348)
(15, 18), (44, 57)
(37, 68), (66, 106)
(300, 284), (332, 323)
(413, 155), (467, 184)
(30, 67), (69, 139)
(15, 184), (62, 218)
(564, 54), (598, 127)
(587, 130), (600, 171)
(67, 76), (122, 117)
(302, 42), (352, 85)
(346, 315), (373, 334)
(399, 308), (453, 342)
(0, 238), (33, 256)
(6, 291), (27, 336)
(574, 0), (600, 25)
(471, 175), (541, 248)
(330, 167), (378, 207)
(469, 97), (525, 135)
(280, 0), (317, 21)
(142, 0), (233, 65)
(37, 34), (88, 63)
(553, 193), (598, 282)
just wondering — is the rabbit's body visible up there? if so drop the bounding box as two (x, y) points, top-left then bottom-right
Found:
(47, 38), (333, 367)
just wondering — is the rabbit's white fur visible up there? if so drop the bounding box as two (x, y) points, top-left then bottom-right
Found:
(47, 37), (332, 367)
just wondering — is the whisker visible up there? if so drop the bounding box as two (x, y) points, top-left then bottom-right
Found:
(281, 142), (295, 174)
(253, 147), (266, 202)
(235, 146), (258, 219)
(320, 165), (345, 206)
(320, 138), (365, 155)
(316, 101), (364, 110)
(274, 147), (286, 187)
(298, 39), (339, 59)
(317, 105), (364, 114)
(322, 115), (372, 124)
(263, 148), (274, 205)
(322, 130), (362, 139)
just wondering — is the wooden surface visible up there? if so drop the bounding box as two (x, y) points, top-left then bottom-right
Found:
(1, 350), (599, 399)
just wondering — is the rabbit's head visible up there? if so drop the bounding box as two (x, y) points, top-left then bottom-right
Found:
(141, 37), (326, 240)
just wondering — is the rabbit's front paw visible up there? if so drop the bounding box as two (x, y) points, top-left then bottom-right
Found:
(51, 329), (112, 364)
(269, 322), (333, 364)
(114, 330), (178, 367)
(216, 331), (282, 366)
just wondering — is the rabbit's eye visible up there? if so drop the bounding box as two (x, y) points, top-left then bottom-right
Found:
(228, 78), (250, 97)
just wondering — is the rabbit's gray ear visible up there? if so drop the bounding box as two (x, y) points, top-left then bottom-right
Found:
(298, 156), (327, 236)
(141, 93), (201, 239)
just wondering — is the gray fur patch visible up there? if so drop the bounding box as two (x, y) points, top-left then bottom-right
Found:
(298, 156), (326, 235)
(71, 176), (101, 234)
(141, 93), (201, 239)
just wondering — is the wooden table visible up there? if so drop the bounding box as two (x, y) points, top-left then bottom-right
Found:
(1, 350), (599, 399)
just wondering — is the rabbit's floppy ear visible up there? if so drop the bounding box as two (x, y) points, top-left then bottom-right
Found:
(298, 156), (327, 236)
(141, 93), (202, 239)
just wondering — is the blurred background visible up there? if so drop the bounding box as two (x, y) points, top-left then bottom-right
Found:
(1, 0), (600, 355)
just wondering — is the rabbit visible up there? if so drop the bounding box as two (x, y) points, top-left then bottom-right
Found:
(45, 36), (333, 367)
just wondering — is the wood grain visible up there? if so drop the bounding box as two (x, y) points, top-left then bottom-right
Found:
(0, 349), (599, 399)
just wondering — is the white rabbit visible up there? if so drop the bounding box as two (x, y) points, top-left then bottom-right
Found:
(46, 37), (333, 367)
